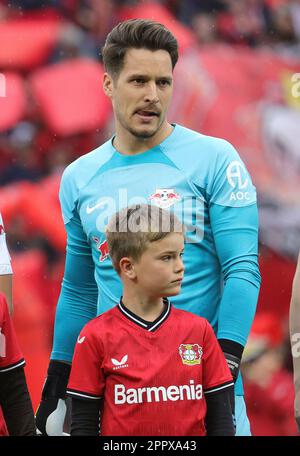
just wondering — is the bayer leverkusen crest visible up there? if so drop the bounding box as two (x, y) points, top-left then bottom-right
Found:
(179, 344), (203, 366)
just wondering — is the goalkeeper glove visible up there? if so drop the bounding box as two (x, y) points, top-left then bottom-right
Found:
(35, 360), (71, 436)
(218, 339), (244, 433)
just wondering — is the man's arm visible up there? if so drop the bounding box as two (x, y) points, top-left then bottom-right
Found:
(36, 213), (98, 435)
(210, 203), (261, 388)
(290, 250), (300, 433)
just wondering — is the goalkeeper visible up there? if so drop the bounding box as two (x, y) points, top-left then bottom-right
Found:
(36, 18), (261, 436)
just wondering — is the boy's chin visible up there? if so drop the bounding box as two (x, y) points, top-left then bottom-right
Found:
(164, 286), (182, 297)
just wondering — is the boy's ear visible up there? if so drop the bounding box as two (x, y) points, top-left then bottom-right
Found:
(119, 257), (136, 279)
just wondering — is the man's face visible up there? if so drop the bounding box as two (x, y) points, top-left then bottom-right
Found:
(103, 48), (174, 140)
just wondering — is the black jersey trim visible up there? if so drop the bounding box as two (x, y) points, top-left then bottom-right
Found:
(118, 298), (171, 332)
(0, 358), (25, 373)
(204, 380), (234, 395)
(67, 389), (102, 401)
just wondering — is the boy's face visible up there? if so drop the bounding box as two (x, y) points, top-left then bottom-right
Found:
(103, 48), (173, 141)
(132, 232), (185, 297)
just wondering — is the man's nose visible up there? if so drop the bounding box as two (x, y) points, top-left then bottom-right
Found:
(144, 82), (159, 104)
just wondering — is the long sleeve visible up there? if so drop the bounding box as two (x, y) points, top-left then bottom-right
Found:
(0, 367), (36, 436)
(51, 212), (98, 362)
(210, 203), (261, 346)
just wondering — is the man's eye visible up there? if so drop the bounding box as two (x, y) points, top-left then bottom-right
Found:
(133, 79), (144, 84)
(158, 80), (170, 87)
(162, 256), (171, 261)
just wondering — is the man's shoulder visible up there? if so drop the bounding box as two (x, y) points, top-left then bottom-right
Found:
(166, 124), (239, 164)
(61, 139), (114, 188)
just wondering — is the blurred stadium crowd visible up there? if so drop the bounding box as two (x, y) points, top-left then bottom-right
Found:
(0, 0), (300, 435)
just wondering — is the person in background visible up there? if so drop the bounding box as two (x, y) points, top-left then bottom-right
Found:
(0, 212), (36, 435)
(0, 212), (13, 315)
(0, 292), (36, 435)
(290, 249), (300, 433)
(242, 312), (298, 436)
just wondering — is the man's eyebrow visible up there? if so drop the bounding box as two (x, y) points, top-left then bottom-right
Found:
(128, 74), (173, 81)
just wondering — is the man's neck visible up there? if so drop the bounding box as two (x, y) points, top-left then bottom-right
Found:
(113, 122), (173, 155)
(122, 290), (165, 322)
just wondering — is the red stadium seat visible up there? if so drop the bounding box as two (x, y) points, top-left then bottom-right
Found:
(0, 19), (60, 70)
(30, 58), (111, 136)
(0, 72), (26, 132)
(118, 1), (197, 54)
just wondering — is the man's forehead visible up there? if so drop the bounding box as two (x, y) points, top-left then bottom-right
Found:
(122, 48), (173, 75)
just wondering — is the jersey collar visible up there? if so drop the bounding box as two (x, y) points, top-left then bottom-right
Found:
(118, 298), (171, 332)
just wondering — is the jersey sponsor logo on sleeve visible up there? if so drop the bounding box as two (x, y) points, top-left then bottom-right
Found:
(0, 328), (6, 357)
(179, 344), (203, 366)
(77, 335), (85, 344)
(114, 379), (203, 404)
(226, 161), (251, 201)
(112, 355), (128, 370)
(92, 237), (109, 263)
(149, 188), (181, 209)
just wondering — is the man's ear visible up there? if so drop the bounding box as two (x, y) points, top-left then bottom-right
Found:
(103, 72), (113, 98)
(119, 257), (136, 280)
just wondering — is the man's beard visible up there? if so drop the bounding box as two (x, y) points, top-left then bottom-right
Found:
(118, 112), (163, 139)
(127, 125), (159, 139)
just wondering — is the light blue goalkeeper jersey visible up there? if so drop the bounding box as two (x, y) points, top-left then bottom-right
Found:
(52, 124), (261, 395)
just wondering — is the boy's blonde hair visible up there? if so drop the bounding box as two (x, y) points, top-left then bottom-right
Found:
(106, 204), (184, 274)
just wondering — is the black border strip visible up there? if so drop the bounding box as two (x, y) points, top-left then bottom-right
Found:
(0, 358), (25, 373)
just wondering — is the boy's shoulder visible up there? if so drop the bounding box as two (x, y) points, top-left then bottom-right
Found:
(171, 306), (209, 329)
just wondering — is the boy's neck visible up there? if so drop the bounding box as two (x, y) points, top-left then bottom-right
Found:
(122, 291), (165, 322)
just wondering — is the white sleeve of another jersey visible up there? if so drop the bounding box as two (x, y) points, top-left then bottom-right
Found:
(0, 213), (13, 275)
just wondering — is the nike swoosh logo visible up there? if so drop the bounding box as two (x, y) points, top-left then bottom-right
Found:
(77, 336), (85, 344)
(86, 200), (107, 214)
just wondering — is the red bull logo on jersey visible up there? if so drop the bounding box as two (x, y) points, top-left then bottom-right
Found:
(92, 237), (109, 262)
(179, 344), (203, 366)
(149, 188), (181, 209)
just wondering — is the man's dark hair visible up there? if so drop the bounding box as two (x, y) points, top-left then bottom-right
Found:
(102, 19), (178, 77)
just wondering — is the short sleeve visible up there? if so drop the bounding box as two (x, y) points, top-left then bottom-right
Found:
(208, 140), (257, 208)
(0, 294), (25, 372)
(202, 321), (233, 394)
(67, 323), (105, 400)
